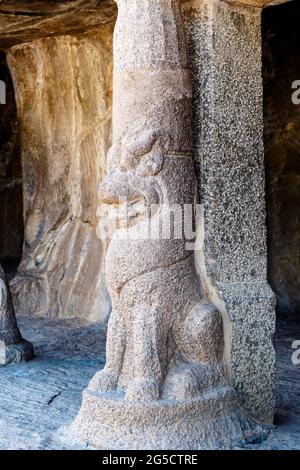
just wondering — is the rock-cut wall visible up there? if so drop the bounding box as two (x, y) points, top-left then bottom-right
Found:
(6, 25), (113, 322)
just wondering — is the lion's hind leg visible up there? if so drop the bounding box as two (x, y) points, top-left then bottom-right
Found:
(165, 301), (225, 399)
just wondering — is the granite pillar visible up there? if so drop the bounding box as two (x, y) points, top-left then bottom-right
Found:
(183, 0), (276, 423)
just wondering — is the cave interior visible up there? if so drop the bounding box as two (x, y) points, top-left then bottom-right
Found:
(263, 0), (300, 328)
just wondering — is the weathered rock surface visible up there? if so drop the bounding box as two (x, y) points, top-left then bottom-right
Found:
(0, 0), (285, 436)
(0, 1), (117, 50)
(6, 26), (113, 321)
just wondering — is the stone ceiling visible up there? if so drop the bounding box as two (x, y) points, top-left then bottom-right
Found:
(0, 0), (294, 49)
(0, 0), (117, 49)
(228, 0), (292, 6)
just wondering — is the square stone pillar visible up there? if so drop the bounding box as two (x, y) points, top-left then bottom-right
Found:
(183, 0), (276, 423)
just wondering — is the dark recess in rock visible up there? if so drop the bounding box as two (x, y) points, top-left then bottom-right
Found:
(0, 50), (23, 271)
(263, 0), (300, 320)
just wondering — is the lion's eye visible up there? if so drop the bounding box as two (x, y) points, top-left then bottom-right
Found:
(120, 150), (137, 171)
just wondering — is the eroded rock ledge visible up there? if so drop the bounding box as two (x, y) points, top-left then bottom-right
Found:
(0, 0), (117, 49)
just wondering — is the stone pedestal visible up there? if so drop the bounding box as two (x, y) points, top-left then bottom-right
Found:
(71, 386), (266, 450)
(0, 339), (34, 365)
(0, 263), (34, 365)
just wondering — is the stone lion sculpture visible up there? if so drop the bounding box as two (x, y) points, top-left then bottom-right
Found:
(89, 108), (225, 402)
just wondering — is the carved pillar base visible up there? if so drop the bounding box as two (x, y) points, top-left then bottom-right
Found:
(71, 386), (267, 450)
(0, 264), (34, 365)
(0, 339), (34, 365)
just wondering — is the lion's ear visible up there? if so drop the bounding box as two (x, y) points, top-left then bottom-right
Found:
(137, 150), (164, 177)
(125, 128), (160, 157)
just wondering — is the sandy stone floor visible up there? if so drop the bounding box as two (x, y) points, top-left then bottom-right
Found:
(0, 315), (299, 450)
(0, 315), (106, 449)
(246, 319), (300, 450)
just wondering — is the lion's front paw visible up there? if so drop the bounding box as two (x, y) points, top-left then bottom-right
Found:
(125, 378), (161, 402)
(88, 370), (118, 393)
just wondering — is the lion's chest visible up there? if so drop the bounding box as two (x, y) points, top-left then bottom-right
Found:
(105, 237), (187, 295)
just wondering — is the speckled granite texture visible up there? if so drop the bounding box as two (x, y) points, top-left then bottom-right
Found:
(183, 0), (276, 423)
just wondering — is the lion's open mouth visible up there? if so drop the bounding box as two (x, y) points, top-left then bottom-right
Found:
(109, 198), (148, 223)
(100, 174), (162, 229)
